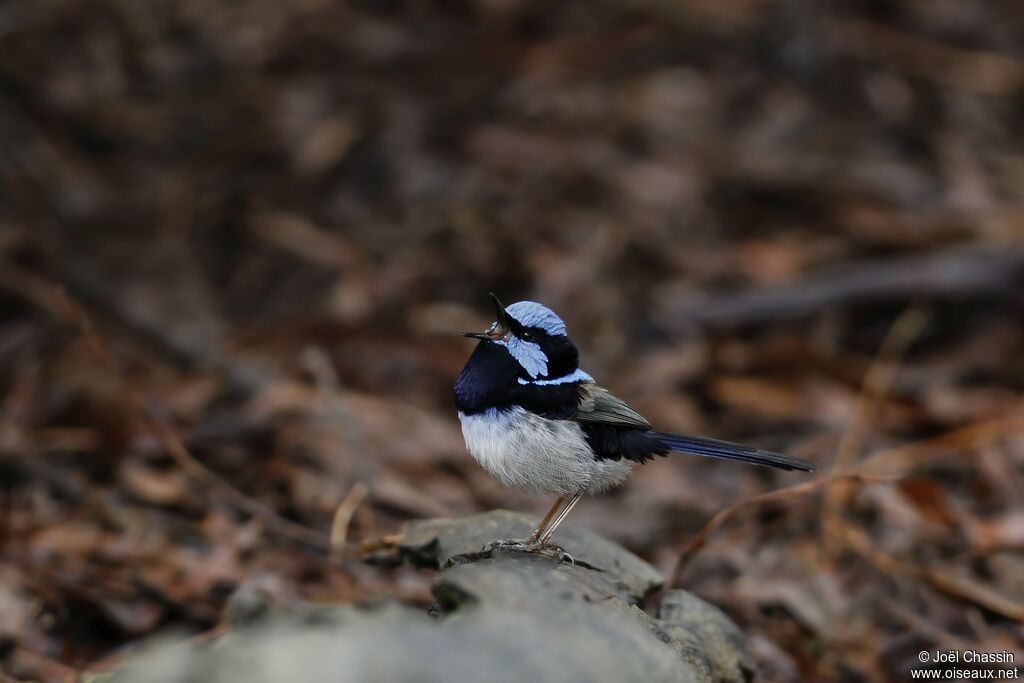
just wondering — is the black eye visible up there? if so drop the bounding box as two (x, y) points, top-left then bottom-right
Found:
(521, 331), (533, 341)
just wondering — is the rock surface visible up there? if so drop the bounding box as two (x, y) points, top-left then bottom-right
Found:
(112, 511), (754, 683)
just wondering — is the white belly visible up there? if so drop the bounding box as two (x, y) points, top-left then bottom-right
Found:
(458, 406), (634, 496)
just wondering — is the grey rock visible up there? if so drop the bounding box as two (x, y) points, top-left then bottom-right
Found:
(658, 590), (756, 683)
(397, 509), (665, 603)
(112, 510), (753, 683)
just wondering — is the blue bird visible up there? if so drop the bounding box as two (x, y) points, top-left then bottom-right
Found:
(455, 294), (815, 560)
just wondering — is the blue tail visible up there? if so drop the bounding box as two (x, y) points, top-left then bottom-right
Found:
(654, 432), (815, 472)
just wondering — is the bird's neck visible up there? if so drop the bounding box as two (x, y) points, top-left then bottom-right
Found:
(454, 341), (585, 419)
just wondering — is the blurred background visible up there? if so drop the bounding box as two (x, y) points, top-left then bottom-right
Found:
(1, 0), (1023, 680)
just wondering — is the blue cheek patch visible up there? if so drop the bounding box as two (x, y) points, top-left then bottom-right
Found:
(517, 368), (593, 385)
(497, 338), (548, 378)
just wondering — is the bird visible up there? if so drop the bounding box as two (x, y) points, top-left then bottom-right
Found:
(454, 294), (815, 560)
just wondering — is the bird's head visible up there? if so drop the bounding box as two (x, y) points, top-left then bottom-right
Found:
(461, 294), (580, 382)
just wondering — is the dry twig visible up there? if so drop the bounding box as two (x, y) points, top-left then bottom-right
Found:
(330, 481), (370, 563)
(667, 246), (1024, 330)
(664, 473), (895, 590)
(823, 305), (929, 555)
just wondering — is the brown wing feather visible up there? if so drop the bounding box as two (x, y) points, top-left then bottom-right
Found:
(573, 382), (652, 430)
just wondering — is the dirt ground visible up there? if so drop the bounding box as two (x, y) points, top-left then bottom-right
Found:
(1, 0), (1023, 680)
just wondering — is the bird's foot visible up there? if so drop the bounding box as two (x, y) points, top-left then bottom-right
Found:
(482, 538), (575, 565)
(482, 538), (532, 553)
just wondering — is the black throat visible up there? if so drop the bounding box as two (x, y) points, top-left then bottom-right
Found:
(454, 341), (583, 419)
(454, 341), (520, 414)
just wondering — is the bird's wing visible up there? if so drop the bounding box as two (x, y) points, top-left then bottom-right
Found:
(572, 382), (652, 430)
(572, 381), (816, 471)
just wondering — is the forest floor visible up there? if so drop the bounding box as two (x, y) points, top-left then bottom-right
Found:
(1, 0), (1024, 680)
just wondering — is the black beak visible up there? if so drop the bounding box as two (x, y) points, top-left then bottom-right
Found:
(461, 293), (511, 340)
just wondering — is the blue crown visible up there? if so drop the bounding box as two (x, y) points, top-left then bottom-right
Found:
(505, 301), (567, 336)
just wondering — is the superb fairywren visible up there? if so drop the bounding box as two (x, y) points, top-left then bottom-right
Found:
(455, 294), (815, 559)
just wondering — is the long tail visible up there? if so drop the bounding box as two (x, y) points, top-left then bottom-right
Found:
(654, 432), (815, 472)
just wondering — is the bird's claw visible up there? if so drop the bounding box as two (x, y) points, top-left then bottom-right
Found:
(551, 548), (576, 565)
(482, 538), (575, 564)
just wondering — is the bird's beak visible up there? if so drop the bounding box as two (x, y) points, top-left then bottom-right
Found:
(461, 293), (511, 340)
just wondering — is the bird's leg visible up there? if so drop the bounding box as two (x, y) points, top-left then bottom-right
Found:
(483, 497), (565, 552)
(527, 496), (567, 542)
(483, 495), (582, 562)
(495, 492), (582, 564)
(537, 492), (582, 546)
